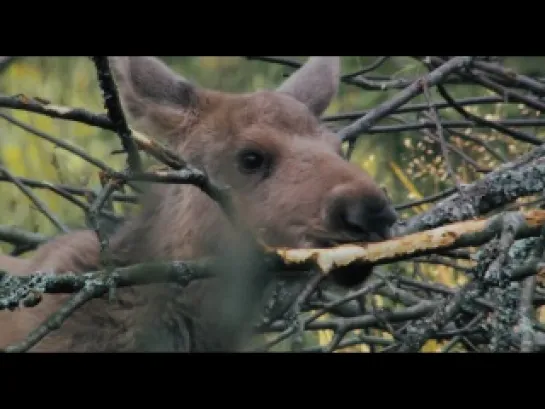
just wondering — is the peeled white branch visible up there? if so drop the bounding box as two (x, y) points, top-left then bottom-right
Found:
(271, 209), (545, 275)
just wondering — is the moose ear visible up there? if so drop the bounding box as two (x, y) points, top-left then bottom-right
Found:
(108, 56), (201, 137)
(276, 57), (341, 116)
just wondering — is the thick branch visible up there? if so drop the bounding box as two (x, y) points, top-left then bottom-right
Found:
(0, 225), (49, 247)
(397, 157), (545, 235)
(0, 259), (215, 312)
(91, 56), (142, 173)
(272, 210), (545, 275)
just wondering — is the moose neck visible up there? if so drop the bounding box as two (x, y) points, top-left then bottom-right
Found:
(102, 183), (266, 351)
(112, 183), (231, 263)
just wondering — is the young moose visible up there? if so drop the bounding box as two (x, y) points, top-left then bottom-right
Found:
(0, 56), (397, 352)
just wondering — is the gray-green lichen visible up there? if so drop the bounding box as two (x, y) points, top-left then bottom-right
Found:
(486, 283), (521, 352)
(397, 161), (545, 235)
(0, 270), (56, 311)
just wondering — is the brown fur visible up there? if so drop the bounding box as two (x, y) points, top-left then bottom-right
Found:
(0, 57), (397, 352)
(0, 253), (28, 274)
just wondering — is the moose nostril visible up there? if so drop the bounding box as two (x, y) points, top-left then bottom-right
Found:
(337, 199), (398, 240)
(340, 204), (365, 233)
(372, 204), (398, 226)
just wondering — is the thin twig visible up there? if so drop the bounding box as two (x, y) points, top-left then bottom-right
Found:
(322, 96), (512, 122)
(0, 175), (138, 204)
(0, 165), (69, 233)
(0, 111), (115, 174)
(341, 57), (390, 79)
(337, 57), (473, 142)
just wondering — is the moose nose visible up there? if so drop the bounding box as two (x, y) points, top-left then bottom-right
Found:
(343, 199), (397, 240)
(328, 190), (398, 241)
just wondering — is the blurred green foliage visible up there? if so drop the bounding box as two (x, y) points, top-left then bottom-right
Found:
(2, 56), (545, 352)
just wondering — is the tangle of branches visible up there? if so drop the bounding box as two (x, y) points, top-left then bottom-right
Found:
(2, 56), (545, 353)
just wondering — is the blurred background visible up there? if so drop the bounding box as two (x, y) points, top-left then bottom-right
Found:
(1, 56), (544, 351)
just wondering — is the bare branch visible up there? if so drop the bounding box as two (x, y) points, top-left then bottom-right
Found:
(0, 225), (49, 248)
(0, 165), (69, 233)
(337, 57), (473, 143)
(0, 259), (214, 352)
(91, 56), (142, 173)
(273, 210), (545, 275)
(0, 94), (113, 129)
(0, 259), (214, 312)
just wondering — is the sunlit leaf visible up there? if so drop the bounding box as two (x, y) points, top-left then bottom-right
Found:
(389, 161), (427, 213)
(317, 313), (334, 347)
(421, 339), (441, 352)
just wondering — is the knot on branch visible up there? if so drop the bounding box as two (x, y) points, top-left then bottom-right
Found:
(0, 270), (52, 310)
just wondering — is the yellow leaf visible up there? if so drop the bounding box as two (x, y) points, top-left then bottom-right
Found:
(538, 306), (545, 323)
(389, 161), (428, 213)
(421, 339), (440, 352)
(337, 344), (370, 353)
(435, 265), (456, 287)
(351, 146), (378, 177)
(317, 313), (334, 346)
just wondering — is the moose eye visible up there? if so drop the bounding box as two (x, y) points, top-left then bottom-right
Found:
(237, 149), (267, 174)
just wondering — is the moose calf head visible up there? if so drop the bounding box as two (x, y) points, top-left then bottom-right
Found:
(110, 56), (397, 287)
